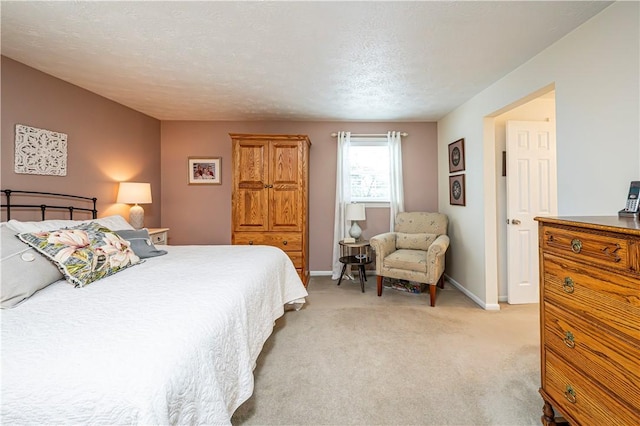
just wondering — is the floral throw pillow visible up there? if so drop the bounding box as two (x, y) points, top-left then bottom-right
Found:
(18, 222), (141, 287)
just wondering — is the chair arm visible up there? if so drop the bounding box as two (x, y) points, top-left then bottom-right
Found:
(428, 235), (450, 256)
(426, 235), (450, 283)
(370, 233), (397, 273)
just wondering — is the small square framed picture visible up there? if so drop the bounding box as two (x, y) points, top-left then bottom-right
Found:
(449, 174), (466, 206)
(188, 157), (221, 185)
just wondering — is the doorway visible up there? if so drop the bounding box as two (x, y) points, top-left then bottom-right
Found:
(494, 90), (557, 303)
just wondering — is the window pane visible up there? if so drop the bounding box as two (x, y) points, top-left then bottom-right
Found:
(349, 145), (390, 202)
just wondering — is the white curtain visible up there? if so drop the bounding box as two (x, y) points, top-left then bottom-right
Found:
(331, 131), (352, 280)
(388, 131), (405, 231)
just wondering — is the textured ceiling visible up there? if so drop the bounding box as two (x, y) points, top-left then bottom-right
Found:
(1, 1), (611, 121)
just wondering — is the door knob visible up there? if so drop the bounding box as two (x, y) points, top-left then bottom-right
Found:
(511, 219), (521, 225)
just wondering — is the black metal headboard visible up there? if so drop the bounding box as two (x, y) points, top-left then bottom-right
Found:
(1, 189), (97, 221)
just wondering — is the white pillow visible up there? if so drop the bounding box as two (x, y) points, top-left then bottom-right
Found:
(94, 215), (135, 231)
(7, 218), (78, 233)
(6, 215), (134, 234)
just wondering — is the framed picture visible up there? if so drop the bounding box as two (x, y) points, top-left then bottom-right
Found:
(449, 174), (466, 206)
(448, 138), (465, 173)
(188, 157), (221, 185)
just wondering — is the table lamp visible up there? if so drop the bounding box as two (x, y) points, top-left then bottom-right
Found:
(345, 203), (366, 240)
(117, 182), (152, 229)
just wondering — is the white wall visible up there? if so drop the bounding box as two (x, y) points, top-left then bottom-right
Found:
(438, 2), (639, 308)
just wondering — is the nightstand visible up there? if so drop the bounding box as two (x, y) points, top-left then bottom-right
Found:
(147, 228), (169, 245)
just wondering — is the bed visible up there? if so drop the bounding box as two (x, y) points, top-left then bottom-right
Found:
(1, 190), (308, 425)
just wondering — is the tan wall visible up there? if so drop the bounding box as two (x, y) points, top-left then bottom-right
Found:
(1, 57), (439, 272)
(161, 121), (438, 271)
(1, 57), (161, 225)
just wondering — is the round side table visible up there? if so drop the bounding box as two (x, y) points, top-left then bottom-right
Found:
(337, 240), (372, 292)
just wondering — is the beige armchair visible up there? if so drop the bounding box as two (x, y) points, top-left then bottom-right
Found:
(370, 212), (449, 307)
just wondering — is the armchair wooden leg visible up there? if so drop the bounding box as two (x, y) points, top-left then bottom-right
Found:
(429, 284), (436, 307)
(377, 275), (383, 296)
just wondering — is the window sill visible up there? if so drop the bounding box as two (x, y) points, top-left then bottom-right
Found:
(361, 202), (390, 208)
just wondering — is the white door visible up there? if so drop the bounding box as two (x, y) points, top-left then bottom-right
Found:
(506, 120), (557, 304)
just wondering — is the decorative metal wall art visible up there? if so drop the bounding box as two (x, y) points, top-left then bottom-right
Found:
(448, 138), (465, 173)
(14, 124), (68, 176)
(449, 174), (466, 206)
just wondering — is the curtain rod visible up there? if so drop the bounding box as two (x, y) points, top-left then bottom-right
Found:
(330, 132), (408, 138)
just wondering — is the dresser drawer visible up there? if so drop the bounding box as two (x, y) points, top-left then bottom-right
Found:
(544, 350), (638, 425)
(541, 225), (633, 273)
(544, 302), (640, 410)
(286, 251), (303, 268)
(542, 254), (640, 340)
(233, 232), (302, 251)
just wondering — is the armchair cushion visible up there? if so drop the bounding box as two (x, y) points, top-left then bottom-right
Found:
(383, 249), (427, 273)
(396, 232), (437, 251)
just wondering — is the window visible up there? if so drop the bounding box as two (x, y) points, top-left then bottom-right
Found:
(349, 138), (390, 203)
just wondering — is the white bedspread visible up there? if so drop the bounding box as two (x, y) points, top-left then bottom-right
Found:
(1, 245), (308, 425)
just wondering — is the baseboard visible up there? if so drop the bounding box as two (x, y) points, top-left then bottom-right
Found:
(311, 270), (369, 280)
(444, 274), (501, 311)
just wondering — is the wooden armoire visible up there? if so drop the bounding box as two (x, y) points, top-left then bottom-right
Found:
(230, 133), (311, 286)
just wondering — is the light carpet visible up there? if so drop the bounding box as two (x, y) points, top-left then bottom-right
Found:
(232, 275), (542, 425)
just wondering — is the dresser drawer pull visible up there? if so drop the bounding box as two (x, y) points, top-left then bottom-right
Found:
(563, 331), (575, 348)
(602, 243), (622, 262)
(283, 240), (287, 245)
(564, 385), (577, 404)
(563, 277), (575, 294)
(248, 241), (253, 245)
(570, 239), (582, 253)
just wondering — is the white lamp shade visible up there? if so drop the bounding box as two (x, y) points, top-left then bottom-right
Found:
(117, 182), (151, 230)
(345, 203), (366, 221)
(117, 182), (152, 204)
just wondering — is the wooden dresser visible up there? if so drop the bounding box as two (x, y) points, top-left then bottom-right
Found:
(535, 216), (640, 425)
(230, 133), (310, 286)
